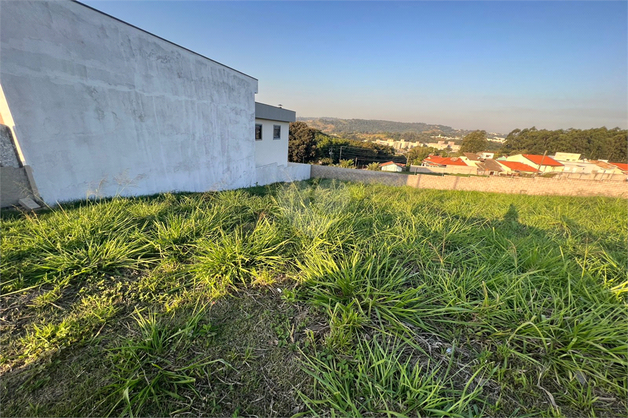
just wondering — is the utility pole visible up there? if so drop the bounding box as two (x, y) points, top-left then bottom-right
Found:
(339, 146), (345, 161)
(537, 150), (547, 176)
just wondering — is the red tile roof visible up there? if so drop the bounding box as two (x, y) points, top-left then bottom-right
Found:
(610, 162), (628, 172)
(423, 156), (468, 166)
(499, 161), (539, 173)
(381, 161), (405, 167)
(522, 154), (563, 167)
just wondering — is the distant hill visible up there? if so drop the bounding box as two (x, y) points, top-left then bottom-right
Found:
(297, 117), (463, 136)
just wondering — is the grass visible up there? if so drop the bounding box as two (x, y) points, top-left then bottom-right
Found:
(1, 180), (626, 417)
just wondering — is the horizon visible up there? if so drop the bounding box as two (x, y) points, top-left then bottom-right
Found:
(81, 0), (627, 133)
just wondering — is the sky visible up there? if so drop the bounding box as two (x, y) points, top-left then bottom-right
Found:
(82, 1), (627, 134)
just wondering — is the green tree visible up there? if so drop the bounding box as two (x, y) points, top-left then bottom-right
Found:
(366, 162), (380, 171)
(288, 122), (317, 163)
(406, 146), (438, 165)
(607, 132), (628, 162)
(502, 126), (627, 162)
(460, 130), (488, 153)
(338, 159), (354, 168)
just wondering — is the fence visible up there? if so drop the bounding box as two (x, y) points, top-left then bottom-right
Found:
(311, 165), (628, 198)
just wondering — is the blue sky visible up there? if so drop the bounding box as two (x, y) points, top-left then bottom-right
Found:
(82, 1), (627, 133)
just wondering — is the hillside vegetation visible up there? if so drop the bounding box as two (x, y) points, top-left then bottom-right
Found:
(288, 122), (404, 166)
(503, 127), (628, 163)
(1, 181), (627, 417)
(299, 117), (466, 135)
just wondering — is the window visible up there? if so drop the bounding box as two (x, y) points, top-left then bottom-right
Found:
(255, 124), (262, 140)
(273, 125), (281, 140)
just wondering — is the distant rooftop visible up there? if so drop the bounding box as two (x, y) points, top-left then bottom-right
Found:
(499, 161), (539, 173)
(522, 154), (563, 167)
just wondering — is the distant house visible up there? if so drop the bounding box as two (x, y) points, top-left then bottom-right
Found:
(422, 156), (468, 167)
(552, 152), (581, 162)
(425, 140), (461, 152)
(460, 153), (482, 167)
(476, 159), (504, 175)
(461, 152), (496, 168)
(609, 162), (628, 174)
(380, 161), (405, 172)
(506, 154), (564, 173)
(561, 160), (621, 175)
(497, 160), (539, 174)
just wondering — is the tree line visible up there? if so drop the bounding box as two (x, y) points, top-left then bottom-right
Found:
(288, 122), (404, 166)
(290, 123), (628, 167)
(502, 127), (627, 163)
(298, 117), (460, 135)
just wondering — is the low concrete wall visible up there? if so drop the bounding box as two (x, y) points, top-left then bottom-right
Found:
(409, 164), (626, 182)
(1, 166), (31, 207)
(410, 165), (478, 175)
(311, 165), (628, 198)
(256, 162), (311, 186)
(312, 165), (409, 187)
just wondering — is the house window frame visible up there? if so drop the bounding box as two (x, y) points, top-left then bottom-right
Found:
(255, 124), (263, 141)
(273, 125), (281, 140)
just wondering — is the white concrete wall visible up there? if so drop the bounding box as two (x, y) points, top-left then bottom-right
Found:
(1, 0), (259, 204)
(255, 162), (310, 186)
(254, 119), (289, 167)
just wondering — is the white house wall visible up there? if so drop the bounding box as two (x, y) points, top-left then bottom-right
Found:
(0, 0), (259, 204)
(254, 119), (289, 167)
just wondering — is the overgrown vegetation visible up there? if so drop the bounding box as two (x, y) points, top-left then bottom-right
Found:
(2, 181), (626, 417)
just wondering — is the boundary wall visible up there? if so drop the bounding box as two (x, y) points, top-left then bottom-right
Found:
(409, 164), (625, 181)
(255, 162), (311, 187)
(311, 165), (628, 198)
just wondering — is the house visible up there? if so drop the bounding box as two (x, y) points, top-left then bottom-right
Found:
(0, 0), (309, 206)
(460, 153), (482, 167)
(506, 154), (564, 173)
(560, 160), (620, 175)
(380, 161), (405, 172)
(609, 162), (628, 174)
(552, 152), (581, 162)
(476, 159), (504, 175)
(422, 156), (468, 167)
(425, 140), (461, 152)
(460, 152), (497, 168)
(254, 103), (295, 168)
(497, 160), (539, 174)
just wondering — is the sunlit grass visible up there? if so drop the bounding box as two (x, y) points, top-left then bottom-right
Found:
(1, 180), (626, 417)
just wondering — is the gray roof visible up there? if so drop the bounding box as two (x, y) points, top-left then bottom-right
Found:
(477, 159), (503, 172)
(255, 102), (296, 123)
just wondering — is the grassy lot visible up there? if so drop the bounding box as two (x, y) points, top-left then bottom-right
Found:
(1, 180), (626, 417)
